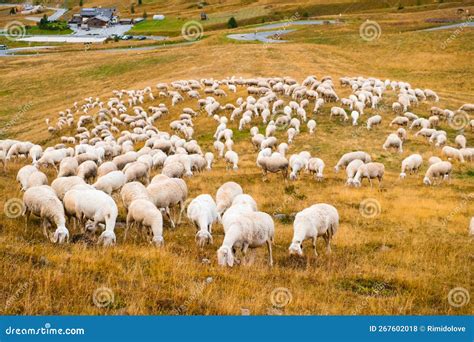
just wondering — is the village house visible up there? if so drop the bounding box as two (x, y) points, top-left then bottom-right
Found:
(68, 7), (117, 29)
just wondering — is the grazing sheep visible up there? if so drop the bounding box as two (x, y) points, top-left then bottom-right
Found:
(187, 194), (219, 247)
(350, 111), (359, 126)
(93, 170), (127, 195)
(353, 162), (385, 187)
(217, 210), (274, 267)
(257, 154), (289, 180)
(460, 148), (473, 162)
(76, 160), (97, 183)
(383, 133), (403, 153)
(224, 150), (239, 170)
(345, 159), (364, 186)
(390, 116), (409, 127)
(289, 154), (306, 180)
(428, 156), (442, 166)
(215, 181), (243, 215)
(120, 181), (151, 210)
(124, 161), (150, 184)
(367, 115), (382, 130)
(455, 135), (467, 149)
(334, 151), (371, 172)
(400, 154), (423, 178)
(97, 161), (118, 177)
(397, 127), (407, 141)
(307, 119), (317, 134)
(58, 157), (78, 177)
(26, 171), (48, 189)
(17, 165), (38, 191)
(23, 185), (69, 244)
(442, 146), (465, 163)
(147, 178), (188, 228)
(51, 176), (86, 200)
(125, 199), (164, 247)
(289, 203), (339, 257)
(204, 152), (214, 170)
(63, 187), (117, 246)
(330, 107), (348, 121)
(423, 161), (452, 185)
(307, 158), (325, 181)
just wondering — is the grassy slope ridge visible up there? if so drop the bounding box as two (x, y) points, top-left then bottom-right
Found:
(0, 4), (473, 315)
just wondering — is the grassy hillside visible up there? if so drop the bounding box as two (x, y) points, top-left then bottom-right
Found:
(0, 4), (472, 315)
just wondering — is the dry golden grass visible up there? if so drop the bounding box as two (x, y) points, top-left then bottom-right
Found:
(0, 5), (473, 315)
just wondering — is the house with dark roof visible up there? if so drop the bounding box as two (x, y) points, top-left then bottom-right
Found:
(69, 7), (117, 28)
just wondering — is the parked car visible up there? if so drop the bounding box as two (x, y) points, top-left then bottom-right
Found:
(136, 36), (146, 40)
(0, 44), (7, 50)
(121, 35), (132, 40)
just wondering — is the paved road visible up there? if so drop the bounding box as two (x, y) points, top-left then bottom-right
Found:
(227, 19), (337, 43)
(228, 29), (296, 43)
(422, 21), (474, 31)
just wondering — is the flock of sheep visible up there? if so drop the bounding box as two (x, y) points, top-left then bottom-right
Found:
(1, 74), (473, 265)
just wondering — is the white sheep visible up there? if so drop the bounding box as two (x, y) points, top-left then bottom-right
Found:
(217, 210), (274, 267)
(307, 119), (317, 134)
(51, 176), (86, 200)
(353, 162), (385, 187)
(289, 154), (306, 180)
(23, 185), (69, 244)
(215, 181), (243, 215)
(350, 111), (359, 126)
(400, 154), (423, 178)
(17, 165), (38, 191)
(257, 154), (289, 180)
(345, 159), (364, 186)
(330, 107), (348, 121)
(428, 156), (442, 166)
(26, 171), (48, 189)
(383, 133), (403, 153)
(93, 170), (126, 195)
(63, 187), (117, 246)
(125, 199), (164, 247)
(289, 203), (339, 256)
(120, 181), (151, 210)
(77, 160), (98, 183)
(224, 150), (239, 170)
(97, 161), (118, 177)
(147, 178), (187, 228)
(187, 194), (219, 247)
(58, 157), (78, 177)
(307, 157), (325, 181)
(204, 152), (214, 170)
(442, 146), (465, 163)
(455, 135), (467, 149)
(366, 115), (382, 130)
(423, 161), (452, 185)
(334, 151), (371, 172)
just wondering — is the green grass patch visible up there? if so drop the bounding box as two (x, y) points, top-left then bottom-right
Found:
(128, 18), (187, 36)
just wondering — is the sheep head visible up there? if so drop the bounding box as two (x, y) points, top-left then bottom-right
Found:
(50, 226), (69, 244)
(217, 246), (233, 267)
(98, 230), (116, 247)
(288, 241), (303, 256)
(195, 230), (213, 248)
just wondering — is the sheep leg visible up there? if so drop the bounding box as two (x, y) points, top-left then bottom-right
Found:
(369, 178), (373, 187)
(24, 209), (30, 232)
(266, 240), (273, 267)
(312, 236), (318, 257)
(324, 234), (332, 254)
(165, 207), (175, 229)
(124, 215), (131, 242)
(177, 201), (184, 225)
(42, 219), (49, 239)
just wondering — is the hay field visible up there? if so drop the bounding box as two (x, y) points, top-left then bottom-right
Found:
(0, 1), (472, 315)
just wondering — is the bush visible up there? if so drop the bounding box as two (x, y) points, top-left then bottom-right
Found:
(227, 16), (238, 29)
